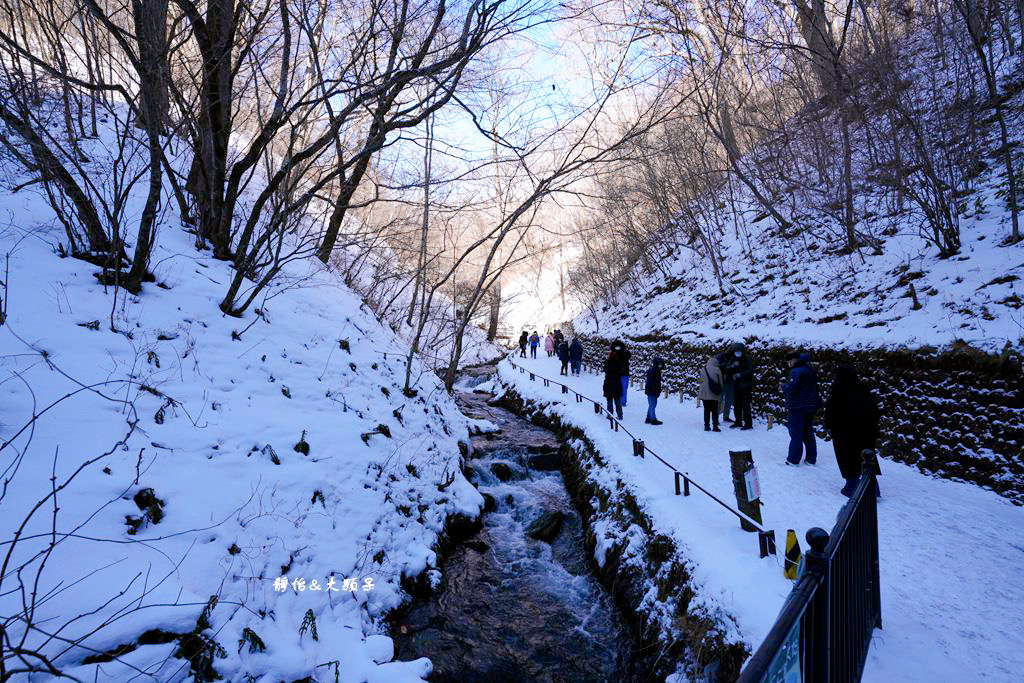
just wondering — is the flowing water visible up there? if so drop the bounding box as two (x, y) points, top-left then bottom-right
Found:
(391, 366), (636, 682)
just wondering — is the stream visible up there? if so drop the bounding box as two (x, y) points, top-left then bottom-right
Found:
(390, 365), (637, 682)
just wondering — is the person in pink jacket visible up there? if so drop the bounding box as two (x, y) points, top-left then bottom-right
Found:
(544, 333), (555, 357)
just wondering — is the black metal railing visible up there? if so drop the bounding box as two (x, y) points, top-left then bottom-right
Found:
(738, 452), (883, 683)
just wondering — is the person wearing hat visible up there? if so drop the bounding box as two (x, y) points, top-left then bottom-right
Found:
(783, 351), (822, 465)
(644, 357), (666, 425)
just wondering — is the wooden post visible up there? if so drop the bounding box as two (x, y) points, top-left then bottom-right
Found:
(633, 439), (644, 457)
(561, 385), (568, 394)
(729, 450), (764, 532)
(529, 373), (535, 381)
(594, 401), (602, 414)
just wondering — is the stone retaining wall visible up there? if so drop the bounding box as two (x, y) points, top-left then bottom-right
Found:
(575, 334), (1024, 504)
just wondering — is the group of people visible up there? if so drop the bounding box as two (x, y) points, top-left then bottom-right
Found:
(698, 346), (880, 496)
(518, 330), (584, 376)
(781, 353), (881, 496)
(698, 343), (755, 431)
(519, 333), (882, 497)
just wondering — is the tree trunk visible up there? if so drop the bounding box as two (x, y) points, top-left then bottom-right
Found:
(486, 279), (501, 341)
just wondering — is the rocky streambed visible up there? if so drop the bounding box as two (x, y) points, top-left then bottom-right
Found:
(389, 367), (638, 682)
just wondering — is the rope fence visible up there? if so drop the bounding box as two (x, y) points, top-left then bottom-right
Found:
(506, 355), (776, 559)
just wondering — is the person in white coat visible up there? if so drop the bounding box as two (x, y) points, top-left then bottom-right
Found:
(698, 355), (724, 431)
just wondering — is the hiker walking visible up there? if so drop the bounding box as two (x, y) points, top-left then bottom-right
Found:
(569, 337), (583, 376)
(610, 339), (632, 406)
(557, 339), (570, 375)
(544, 333), (555, 357)
(529, 331), (540, 359)
(824, 365), (882, 496)
(644, 357), (665, 425)
(729, 343), (754, 430)
(783, 351), (821, 465)
(519, 331), (528, 358)
(603, 350), (624, 419)
(699, 355), (724, 431)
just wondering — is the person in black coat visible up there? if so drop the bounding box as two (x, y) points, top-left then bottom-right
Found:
(729, 343), (754, 430)
(644, 357), (665, 425)
(603, 351), (624, 419)
(610, 339), (631, 406)
(824, 365), (881, 496)
(569, 338), (583, 375)
(557, 340), (570, 375)
(519, 331), (528, 357)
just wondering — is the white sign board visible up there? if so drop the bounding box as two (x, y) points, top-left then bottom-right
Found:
(744, 466), (761, 502)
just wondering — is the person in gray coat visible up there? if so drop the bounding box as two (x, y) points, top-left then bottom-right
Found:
(699, 355), (724, 431)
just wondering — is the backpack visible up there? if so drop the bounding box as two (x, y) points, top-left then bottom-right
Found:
(706, 368), (722, 395)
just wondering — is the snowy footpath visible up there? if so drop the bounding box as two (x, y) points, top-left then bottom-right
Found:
(498, 354), (1024, 681)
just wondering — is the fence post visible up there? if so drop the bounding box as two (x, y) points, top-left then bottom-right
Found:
(562, 384), (568, 394)
(633, 439), (644, 457)
(576, 392), (582, 403)
(530, 373), (535, 381)
(862, 450), (883, 629)
(543, 378), (549, 387)
(675, 471), (681, 495)
(804, 527), (831, 681)
(594, 401), (601, 414)
(759, 530), (777, 558)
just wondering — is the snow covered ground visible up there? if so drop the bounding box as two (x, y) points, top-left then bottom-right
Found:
(0, 202), (485, 680)
(498, 353), (1024, 681)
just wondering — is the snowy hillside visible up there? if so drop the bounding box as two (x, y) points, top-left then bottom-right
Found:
(572, 22), (1024, 353)
(574, 186), (1024, 351)
(0, 197), (483, 680)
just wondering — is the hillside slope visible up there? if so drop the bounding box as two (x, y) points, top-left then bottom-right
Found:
(0, 193), (482, 680)
(574, 26), (1024, 353)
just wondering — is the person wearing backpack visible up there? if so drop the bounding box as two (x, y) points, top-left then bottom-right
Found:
(644, 357), (666, 425)
(699, 354), (724, 431)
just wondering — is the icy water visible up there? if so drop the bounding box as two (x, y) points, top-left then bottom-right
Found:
(390, 367), (636, 682)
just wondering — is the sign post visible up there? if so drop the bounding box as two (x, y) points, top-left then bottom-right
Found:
(729, 450), (764, 532)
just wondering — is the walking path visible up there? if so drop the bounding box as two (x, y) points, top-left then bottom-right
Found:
(497, 354), (1024, 681)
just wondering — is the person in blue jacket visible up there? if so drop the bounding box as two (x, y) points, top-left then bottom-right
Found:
(783, 351), (821, 465)
(644, 357), (665, 425)
(568, 338), (583, 376)
(529, 331), (540, 358)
